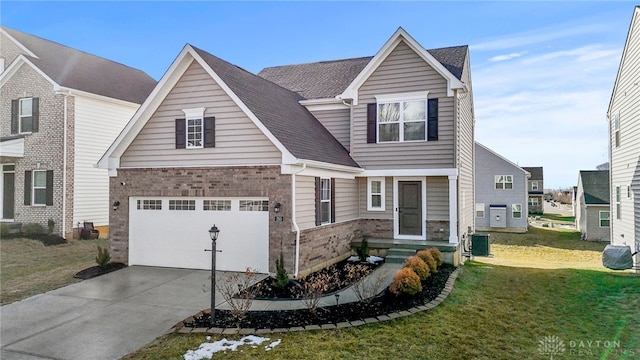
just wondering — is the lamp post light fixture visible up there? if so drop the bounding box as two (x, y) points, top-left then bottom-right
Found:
(207, 224), (220, 327)
(334, 293), (340, 306)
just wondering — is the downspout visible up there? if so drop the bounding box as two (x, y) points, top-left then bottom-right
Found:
(57, 91), (69, 238)
(292, 163), (306, 278)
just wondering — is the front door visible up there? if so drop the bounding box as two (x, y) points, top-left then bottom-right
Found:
(2, 165), (15, 220)
(398, 181), (422, 236)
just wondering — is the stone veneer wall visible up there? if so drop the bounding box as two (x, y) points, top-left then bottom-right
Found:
(359, 219), (393, 239)
(109, 166), (294, 273)
(297, 219), (361, 277)
(426, 220), (450, 241)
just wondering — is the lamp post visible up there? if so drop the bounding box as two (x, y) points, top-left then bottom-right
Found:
(207, 224), (220, 327)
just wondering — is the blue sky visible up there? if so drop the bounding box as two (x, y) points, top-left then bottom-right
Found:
(2, 1), (635, 188)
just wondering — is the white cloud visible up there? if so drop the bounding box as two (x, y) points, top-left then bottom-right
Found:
(489, 52), (528, 62)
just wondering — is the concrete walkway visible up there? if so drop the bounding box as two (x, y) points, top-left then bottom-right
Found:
(0, 262), (402, 360)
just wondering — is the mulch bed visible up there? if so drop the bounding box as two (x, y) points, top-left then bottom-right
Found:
(74, 263), (127, 280)
(183, 264), (455, 330)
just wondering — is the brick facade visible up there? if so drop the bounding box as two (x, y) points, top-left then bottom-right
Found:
(0, 63), (75, 236)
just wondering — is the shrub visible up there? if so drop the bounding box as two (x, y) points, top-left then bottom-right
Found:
(216, 268), (261, 322)
(428, 247), (444, 267)
(47, 218), (55, 235)
(95, 246), (111, 268)
(403, 256), (430, 280)
(22, 223), (44, 236)
(273, 252), (290, 289)
(0, 223), (10, 237)
(389, 268), (422, 296)
(297, 272), (332, 312)
(416, 250), (438, 274)
(347, 263), (386, 302)
(356, 237), (369, 261)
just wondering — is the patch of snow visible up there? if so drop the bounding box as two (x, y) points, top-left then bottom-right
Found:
(367, 255), (384, 264)
(347, 255), (360, 262)
(183, 335), (281, 360)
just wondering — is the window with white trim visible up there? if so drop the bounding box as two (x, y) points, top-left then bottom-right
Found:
(187, 118), (203, 148)
(375, 92), (428, 142)
(599, 211), (610, 227)
(475, 203), (485, 218)
(495, 175), (513, 190)
(320, 178), (331, 223)
(240, 200), (269, 212)
(20, 98), (33, 133)
(614, 112), (620, 148)
(528, 197), (539, 207)
(616, 186), (621, 219)
(531, 181), (539, 191)
(203, 200), (231, 211)
(367, 178), (385, 211)
(169, 199), (195, 210)
(32, 170), (47, 206)
(137, 199), (162, 210)
(512, 204), (522, 219)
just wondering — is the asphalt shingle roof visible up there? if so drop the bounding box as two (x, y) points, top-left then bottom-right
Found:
(523, 167), (544, 180)
(580, 170), (610, 204)
(258, 45), (468, 99)
(192, 46), (360, 168)
(3, 26), (156, 104)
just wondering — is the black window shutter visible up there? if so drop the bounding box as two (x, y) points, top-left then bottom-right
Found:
(175, 119), (186, 149)
(204, 117), (215, 148)
(46, 170), (54, 206)
(367, 103), (377, 143)
(32, 97), (39, 132)
(11, 100), (19, 134)
(24, 170), (32, 205)
(330, 178), (336, 223)
(315, 177), (321, 226)
(427, 98), (438, 141)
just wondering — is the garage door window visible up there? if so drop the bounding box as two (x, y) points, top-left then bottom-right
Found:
(137, 199), (162, 210)
(203, 199), (231, 211)
(240, 200), (269, 211)
(169, 199), (195, 210)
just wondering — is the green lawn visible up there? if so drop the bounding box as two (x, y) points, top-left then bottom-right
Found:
(0, 237), (107, 305)
(536, 213), (575, 224)
(125, 228), (639, 360)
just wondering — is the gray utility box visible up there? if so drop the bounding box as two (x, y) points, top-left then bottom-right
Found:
(471, 234), (490, 256)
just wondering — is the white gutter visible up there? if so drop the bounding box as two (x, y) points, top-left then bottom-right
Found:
(57, 91), (69, 238)
(292, 163), (306, 277)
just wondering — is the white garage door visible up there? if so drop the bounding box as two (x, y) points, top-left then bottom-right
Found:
(129, 197), (270, 273)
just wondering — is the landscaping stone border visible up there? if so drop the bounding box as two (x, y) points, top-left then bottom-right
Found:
(171, 268), (459, 335)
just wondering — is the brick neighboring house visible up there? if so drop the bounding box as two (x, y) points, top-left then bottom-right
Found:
(608, 6), (640, 267)
(0, 27), (156, 238)
(522, 166), (544, 215)
(575, 170), (610, 241)
(474, 142), (529, 233)
(99, 28), (475, 276)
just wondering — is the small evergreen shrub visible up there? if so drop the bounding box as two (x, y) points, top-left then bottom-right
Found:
(47, 219), (55, 235)
(22, 223), (44, 236)
(95, 246), (111, 268)
(389, 267), (422, 296)
(273, 252), (290, 289)
(417, 249), (438, 273)
(356, 237), (369, 261)
(403, 256), (430, 280)
(428, 247), (444, 267)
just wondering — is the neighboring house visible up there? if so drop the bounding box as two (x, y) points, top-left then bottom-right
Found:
(474, 142), (529, 233)
(575, 170), (610, 241)
(99, 28), (475, 276)
(0, 27), (156, 238)
(608, 6), (640, 266)
(522, 166), (544, 214)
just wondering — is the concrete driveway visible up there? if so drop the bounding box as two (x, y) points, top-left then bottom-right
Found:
(1, 266), (239, 360)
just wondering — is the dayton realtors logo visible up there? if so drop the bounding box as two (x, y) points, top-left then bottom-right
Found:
(538, 335), (566, 359)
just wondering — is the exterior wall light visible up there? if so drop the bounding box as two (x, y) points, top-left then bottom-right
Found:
(112, 201), (120, 211)
(274, 202), (282, 213)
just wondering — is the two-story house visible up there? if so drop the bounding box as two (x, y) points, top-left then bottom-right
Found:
(522, 166), (544, 215)
(474, 142), (529, 233)
(98, 28), (475, 276)
(608, 6), (640, 267)
(575, 170), (610, 241)
(0, 27), (156, 238)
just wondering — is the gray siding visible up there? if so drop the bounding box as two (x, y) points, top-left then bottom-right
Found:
(610, 8), (640, 254)
(350, 40), (455, 169)
(457, 53), (475, 235)
(358, 177), (393, 220)
(120, 61), (282, 168)
(585, 206), (610, 241)
(426, 176), (449, 220)
(310, 108), (351, 150)
(474, 143), (528, 231)
(295, 176), (358, 231)
(335, 178), (358, 222)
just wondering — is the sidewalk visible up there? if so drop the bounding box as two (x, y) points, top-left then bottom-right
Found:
(218, 262), (403, 311)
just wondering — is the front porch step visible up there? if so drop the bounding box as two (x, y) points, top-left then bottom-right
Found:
(385, 248), (416, 264)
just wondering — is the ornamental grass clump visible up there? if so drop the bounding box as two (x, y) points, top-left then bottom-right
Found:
(416, 249), (438, 274)
(403, 256), (430, 280)
(428, 247), (444, 267)
(389, 267), (422, 296)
